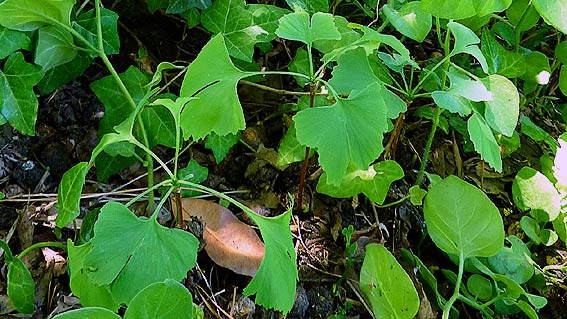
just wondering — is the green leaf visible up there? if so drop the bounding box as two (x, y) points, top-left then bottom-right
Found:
(512, 167), (561, 222)
(533, 0), (567, 34)
(242, 202), (297, 314)
(140, 104), (176, 148)
(201, 0), (288, 61)
(123, 280), (193, 319)
(446, 67), (492, 102)
(329, 47), (382, 95)
(423, 175), (504, 258)
(359, 244), (419, 319)
(409, 185), (427, 205)
(467, 274), (493, 301)
(383, 2), (432, 43)
(432, 91), (474, 116)
(277, 123), (309, 167)
(179, 34), (251, 140)
(67, 241), (119, 311)
(178, 159), (209, 197)
(312, 16), (360, 54)
(506, 0), (540, 32)
(0, 0), (75, 31)
(74, 8), (120, 55)
(38, 51), (92, 95)
(481, 30), (526, 78)
(317, 161), (404, 204)
(560, 65), (567, 97)
(294, 83), (389, 185)
(35, 25), (76, 71)
(555, 42), (567, 64)
(275, 10), (340, 46)
(84, 202), (199, 304)
(468, 112), (503, 172)
(285, 0), (329, 13)
(205, 132), (241, 164)
(0, 52), (44, 135)
(56, 162), (89, 227)
(554, 135), (567, 192)
(167, 0), (211, 13)
(0, 26), (32, 59)
(520, 51), (551, 85)
(487, 235), (534, 284)
(482, 74), (519, 137)
(422, 0), (475, 20)
(447, 22), (489, 73)
(288, 48), (310, 86)
(520, 216), (541, 244)
(52, 307), (121, 319)
(7, 258), (35, 314)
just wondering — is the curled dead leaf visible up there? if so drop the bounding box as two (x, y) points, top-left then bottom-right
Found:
(175, 198), (264, 277)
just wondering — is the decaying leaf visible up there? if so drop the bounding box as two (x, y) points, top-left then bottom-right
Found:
(177, 198), (264, 277)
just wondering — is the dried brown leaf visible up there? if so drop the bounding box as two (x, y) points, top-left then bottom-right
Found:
(177, 198), (264, 277)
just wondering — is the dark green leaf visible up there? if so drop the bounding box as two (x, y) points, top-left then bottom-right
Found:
(74, 8), (120, 55)
(167, 0), (211, 13)
(56, 162), (89, 227)
(506, 0), (540, 32)
(7, 258), (35, 314)
(0, 26), (32, 59)
(0, 0), (74, 31)
(520, 216), (541, 244)
(205, 132), (241, 164)
(481, 30), (526, 78)
(487, 235), (534, 284)
(35, 25), (76, 71)
(178, 159), (208, 197)
(37, 52), (92, 95)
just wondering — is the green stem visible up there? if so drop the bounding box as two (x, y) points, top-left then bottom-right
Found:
(443, 251), (465, 319)
(151, 186), (175, 222)
(126, 179), (172, 207)
(18, 242), (66, 259)
(372, 195), (410, 208)
(131, 140), (174, 178)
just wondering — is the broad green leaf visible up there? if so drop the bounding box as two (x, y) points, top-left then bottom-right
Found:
(383, 2), (432, 43)
(294, 83), (389, 185)
(243, 202), (297, 314)
(520, 51), (551, 85)
(0, 26), (31, 59)
(422, 0), (475, 20)
(520, 115), (559, 150)
(432, 91), (473, 116)
(423, 175), (504, 258)
(446, 67), (493, 102)
(560, 65), (567, 97)
(533, 0), (567, 34)
(277, 123), (308, 167)
(147, 0), (168, 13)
(473, 0), (512, 15)
(35, 25), (76, 71)
(7, 258), (35, 314)
(467, 274), (492, 301)
(555, 42), (567, 64)
(487, 236), (534, 284)
(84, 202), (199, 304)
(0, 0), (75, 31)
(539, 229), (558, 246)
(312, 16), (360, 54)
(468, 112), (502, 172)
(74, 8), (120, 55)
(512, 167), (561, 222)
(360, 244), (419, 319)
(288, 48), (310, 86)
(180, 34), (251, 140)
(67, 241), (119, 311)
(317, 161), (404, 204)
(481, 30), (526, 78)
(285, 0), (329, 13)
(178, 159), (209, 197)
(329, 47), (382, 95)
(37, 52), (92, 95)
(447, 22), (489, 73)
(201, 0), (288, 61)
(52, 308), (120, 319)
(123, 280), (193, 319)
(205, 132), (241, 164)
(520, 216), (541, 244)
(482, 74), (519, 137)
(506, 0), (540, 32)
(275, 10), (340, 46)
(167, 0), (211, 13)
(140, 105), (176, 148)
(56, 162), (89, 227)
(0, 52), (44, 135)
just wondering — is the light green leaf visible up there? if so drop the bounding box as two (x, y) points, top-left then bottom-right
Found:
(423, 175), (504, 258)
(553, 135), (567, 192)
(482, 74), (519, 137)
(201, 0), (288, 61)
(447, 21), (489, 73)
(147, 62), (184, 89)
(285, 0), (329, 13)
(123, 280), (193, 319)
(277, 123), (309, 167)
(180, 34), (251, 140)
(35, 25), (76, 71)
(432, 91), (473, 116)
(7, 258), (35, 314)
(275, 10), (340, 46)
(0, 52), (44, 135)
(560, 65), (567, 97)
(38, 52), (92, 95)
(242, 202), (297, 314)
(67, 240), (119, 311)
(205, 132), (241, 164)
(56, 162), (89, 227)
(520, 216), (541, 244)
(288, 48), (310, 86)
(360, 244), (419, 319)
(533, 0), (567, 34)
(73, 8), (120, 55)
(409, 185), (427, 205)
(487, 235), (534, 284)
(468, 112), (502, 172)
(0, 0), (75, 31)
(294, 83), (389, 185)
(0, 26), (32, 59)
(467, 274), (493, 301)
(473, 0), (512, 15)
(520, 115), (559, 150)
(446, 67), (492, 102)
(422, 0), (475, 20)
(555, 42), (567, 64)
(520, 51), (551, 85)
(167, 0), (211, 13)
(52, 308), (121, 319)
(317, 161), (404, 204)
(481, 30), (526, 78)
(512, 167), (561, 222)
(312, 16), (360, 54)
(84, 202), (199, 304)
(383, 2), (432, 43)
(506, 0), (540, 32)
(329, 47), (382, 95)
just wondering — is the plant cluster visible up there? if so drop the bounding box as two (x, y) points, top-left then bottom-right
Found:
(0, 0), (566, 318)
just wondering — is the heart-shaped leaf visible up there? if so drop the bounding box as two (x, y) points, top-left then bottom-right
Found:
(123, 280), (194, 319)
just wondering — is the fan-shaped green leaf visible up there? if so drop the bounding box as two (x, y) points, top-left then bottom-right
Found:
(383, 2), (432, 43)
(276, 10), (340, 46)
(123, 280), (193, 319)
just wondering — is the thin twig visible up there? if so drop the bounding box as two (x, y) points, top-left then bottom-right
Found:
(240, 80), (323, 96)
